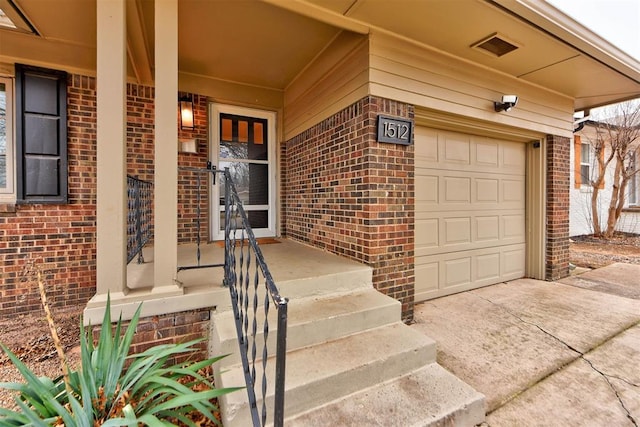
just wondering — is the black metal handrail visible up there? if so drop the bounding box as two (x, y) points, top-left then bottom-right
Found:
(176, 165), (224, 272)
(126, 175), (152, 264)
(221, 167), (288, 427)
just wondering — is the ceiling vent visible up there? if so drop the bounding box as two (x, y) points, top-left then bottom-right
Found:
(472, 33), (519, 57)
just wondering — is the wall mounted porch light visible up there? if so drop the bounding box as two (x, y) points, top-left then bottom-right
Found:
(494, 95), (518, 112)
(179, 95), (194, 130)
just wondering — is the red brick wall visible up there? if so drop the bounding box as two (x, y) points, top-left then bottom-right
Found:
(126, 87), (210, 244)
(0, 76), (210, 318)
(0, 75), (98, 316)
(283, 96), (416, 321)
(177, 93), (210, 244)
(127, 84), (155, 183)
(546, 134), (570, 280)
(94, 308), (212, 366)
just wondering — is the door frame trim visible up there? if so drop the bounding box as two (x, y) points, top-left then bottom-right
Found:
(209, 103), (277, 240)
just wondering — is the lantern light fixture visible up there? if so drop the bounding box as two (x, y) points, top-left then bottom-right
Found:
(179, 95), (194, 130)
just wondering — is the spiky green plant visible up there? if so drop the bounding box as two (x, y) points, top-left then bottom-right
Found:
(0, 298), (241, 426)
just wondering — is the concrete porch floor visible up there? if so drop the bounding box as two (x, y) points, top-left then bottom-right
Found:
(412, 263), (640, 426)
(86, 238), (371, 324)
(127, 237), (370, 297)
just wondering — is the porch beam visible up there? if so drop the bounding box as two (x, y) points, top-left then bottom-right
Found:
(153, 0), (181, 293)
(96, 0), (127, 297)
(260, 0), (369, 35)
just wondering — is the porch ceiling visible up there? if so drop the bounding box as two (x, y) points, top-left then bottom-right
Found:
(1, 0), (638, 111)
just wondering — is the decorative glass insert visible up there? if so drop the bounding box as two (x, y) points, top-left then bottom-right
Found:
(219, 113), (268, 161)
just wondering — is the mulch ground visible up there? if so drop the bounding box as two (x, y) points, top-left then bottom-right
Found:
(570, 233), (640, 269)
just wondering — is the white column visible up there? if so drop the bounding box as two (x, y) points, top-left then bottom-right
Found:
(153, 0), (181, 292)
(96, 0), (127, 298)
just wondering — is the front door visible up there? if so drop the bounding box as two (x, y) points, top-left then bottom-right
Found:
(210, 104), (277, 240)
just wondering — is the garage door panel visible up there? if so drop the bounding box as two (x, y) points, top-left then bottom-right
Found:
(415, 169), (523, 212)
(416, 210), (524, 256)
(415, 127), (526, 302)
(415, 244), (526, 300)
(414, 126), (438, 162)
(415, 218), (439, 252)
(503, 142), (526, 171)
(503, 214), (525, 240)
(476, 253), (501, 281)
(503, 247), (526, 277)
(475, 216), (500, 242)
(443, 257), (472, 288)
(474, 141), (499, 167)
(416, 244), (525, 301)
(414, 262), (440, 302)
(443, 217), (471, 246)
(443, 134), (471, 164)
(502, 179), (525, 202)
(443, 177), (471, 203)
(475, 178), (499, 202)
(416, 175), (438, 203)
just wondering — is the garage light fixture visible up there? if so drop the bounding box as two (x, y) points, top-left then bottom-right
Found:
(494, 95), (518, 112)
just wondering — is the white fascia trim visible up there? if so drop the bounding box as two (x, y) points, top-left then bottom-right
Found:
(493, 0), (640, 83)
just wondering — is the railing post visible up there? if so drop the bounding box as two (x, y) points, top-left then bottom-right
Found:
(273, 299), (288, 427)
(221, 166), (288, 427)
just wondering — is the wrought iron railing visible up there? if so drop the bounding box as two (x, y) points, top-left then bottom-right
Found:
(126, 175), (152, 264)
(221, 167), (289, 427)
(176, 165), (224, 271)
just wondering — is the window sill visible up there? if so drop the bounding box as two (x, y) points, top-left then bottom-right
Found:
(579, 186), (593, 193)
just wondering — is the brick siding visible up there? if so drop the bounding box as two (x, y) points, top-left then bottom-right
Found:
(0, 74), (97, 316)
(282, 96), (416, 322)
(0, 75), (209, 318)
(177, 92), (210, 244)
(93, 308), (212, 366)
(546, 134), (571, 280)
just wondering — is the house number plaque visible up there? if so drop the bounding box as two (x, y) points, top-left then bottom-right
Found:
(377, 115), (413, 145)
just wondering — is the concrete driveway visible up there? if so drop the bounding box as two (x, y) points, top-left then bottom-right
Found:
(411, 263), (640, 426)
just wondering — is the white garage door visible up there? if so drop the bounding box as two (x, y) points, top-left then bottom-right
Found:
(415, 127), (526, 302)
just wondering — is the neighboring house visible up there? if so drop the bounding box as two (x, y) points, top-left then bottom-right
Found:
(1, 0), (640, 423)
(571, 120), (640, 236)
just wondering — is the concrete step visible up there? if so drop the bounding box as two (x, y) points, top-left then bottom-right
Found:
(211, 288), (401, 368)
(286, 363), (486, 427)
(263, 264), (372, 301)
(217, 322), (437, 427)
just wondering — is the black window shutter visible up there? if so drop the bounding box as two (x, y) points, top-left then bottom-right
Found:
(15, 64), (68, 203)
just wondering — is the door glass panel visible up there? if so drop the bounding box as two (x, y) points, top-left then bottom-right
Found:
(219, 113), (267, 161)
(219, 209), (269, 231)
(253, 122), (264, 144)
(219, 161), (269, 205)
(238, 120), (248, 143)
(220, 161), (249, 204)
